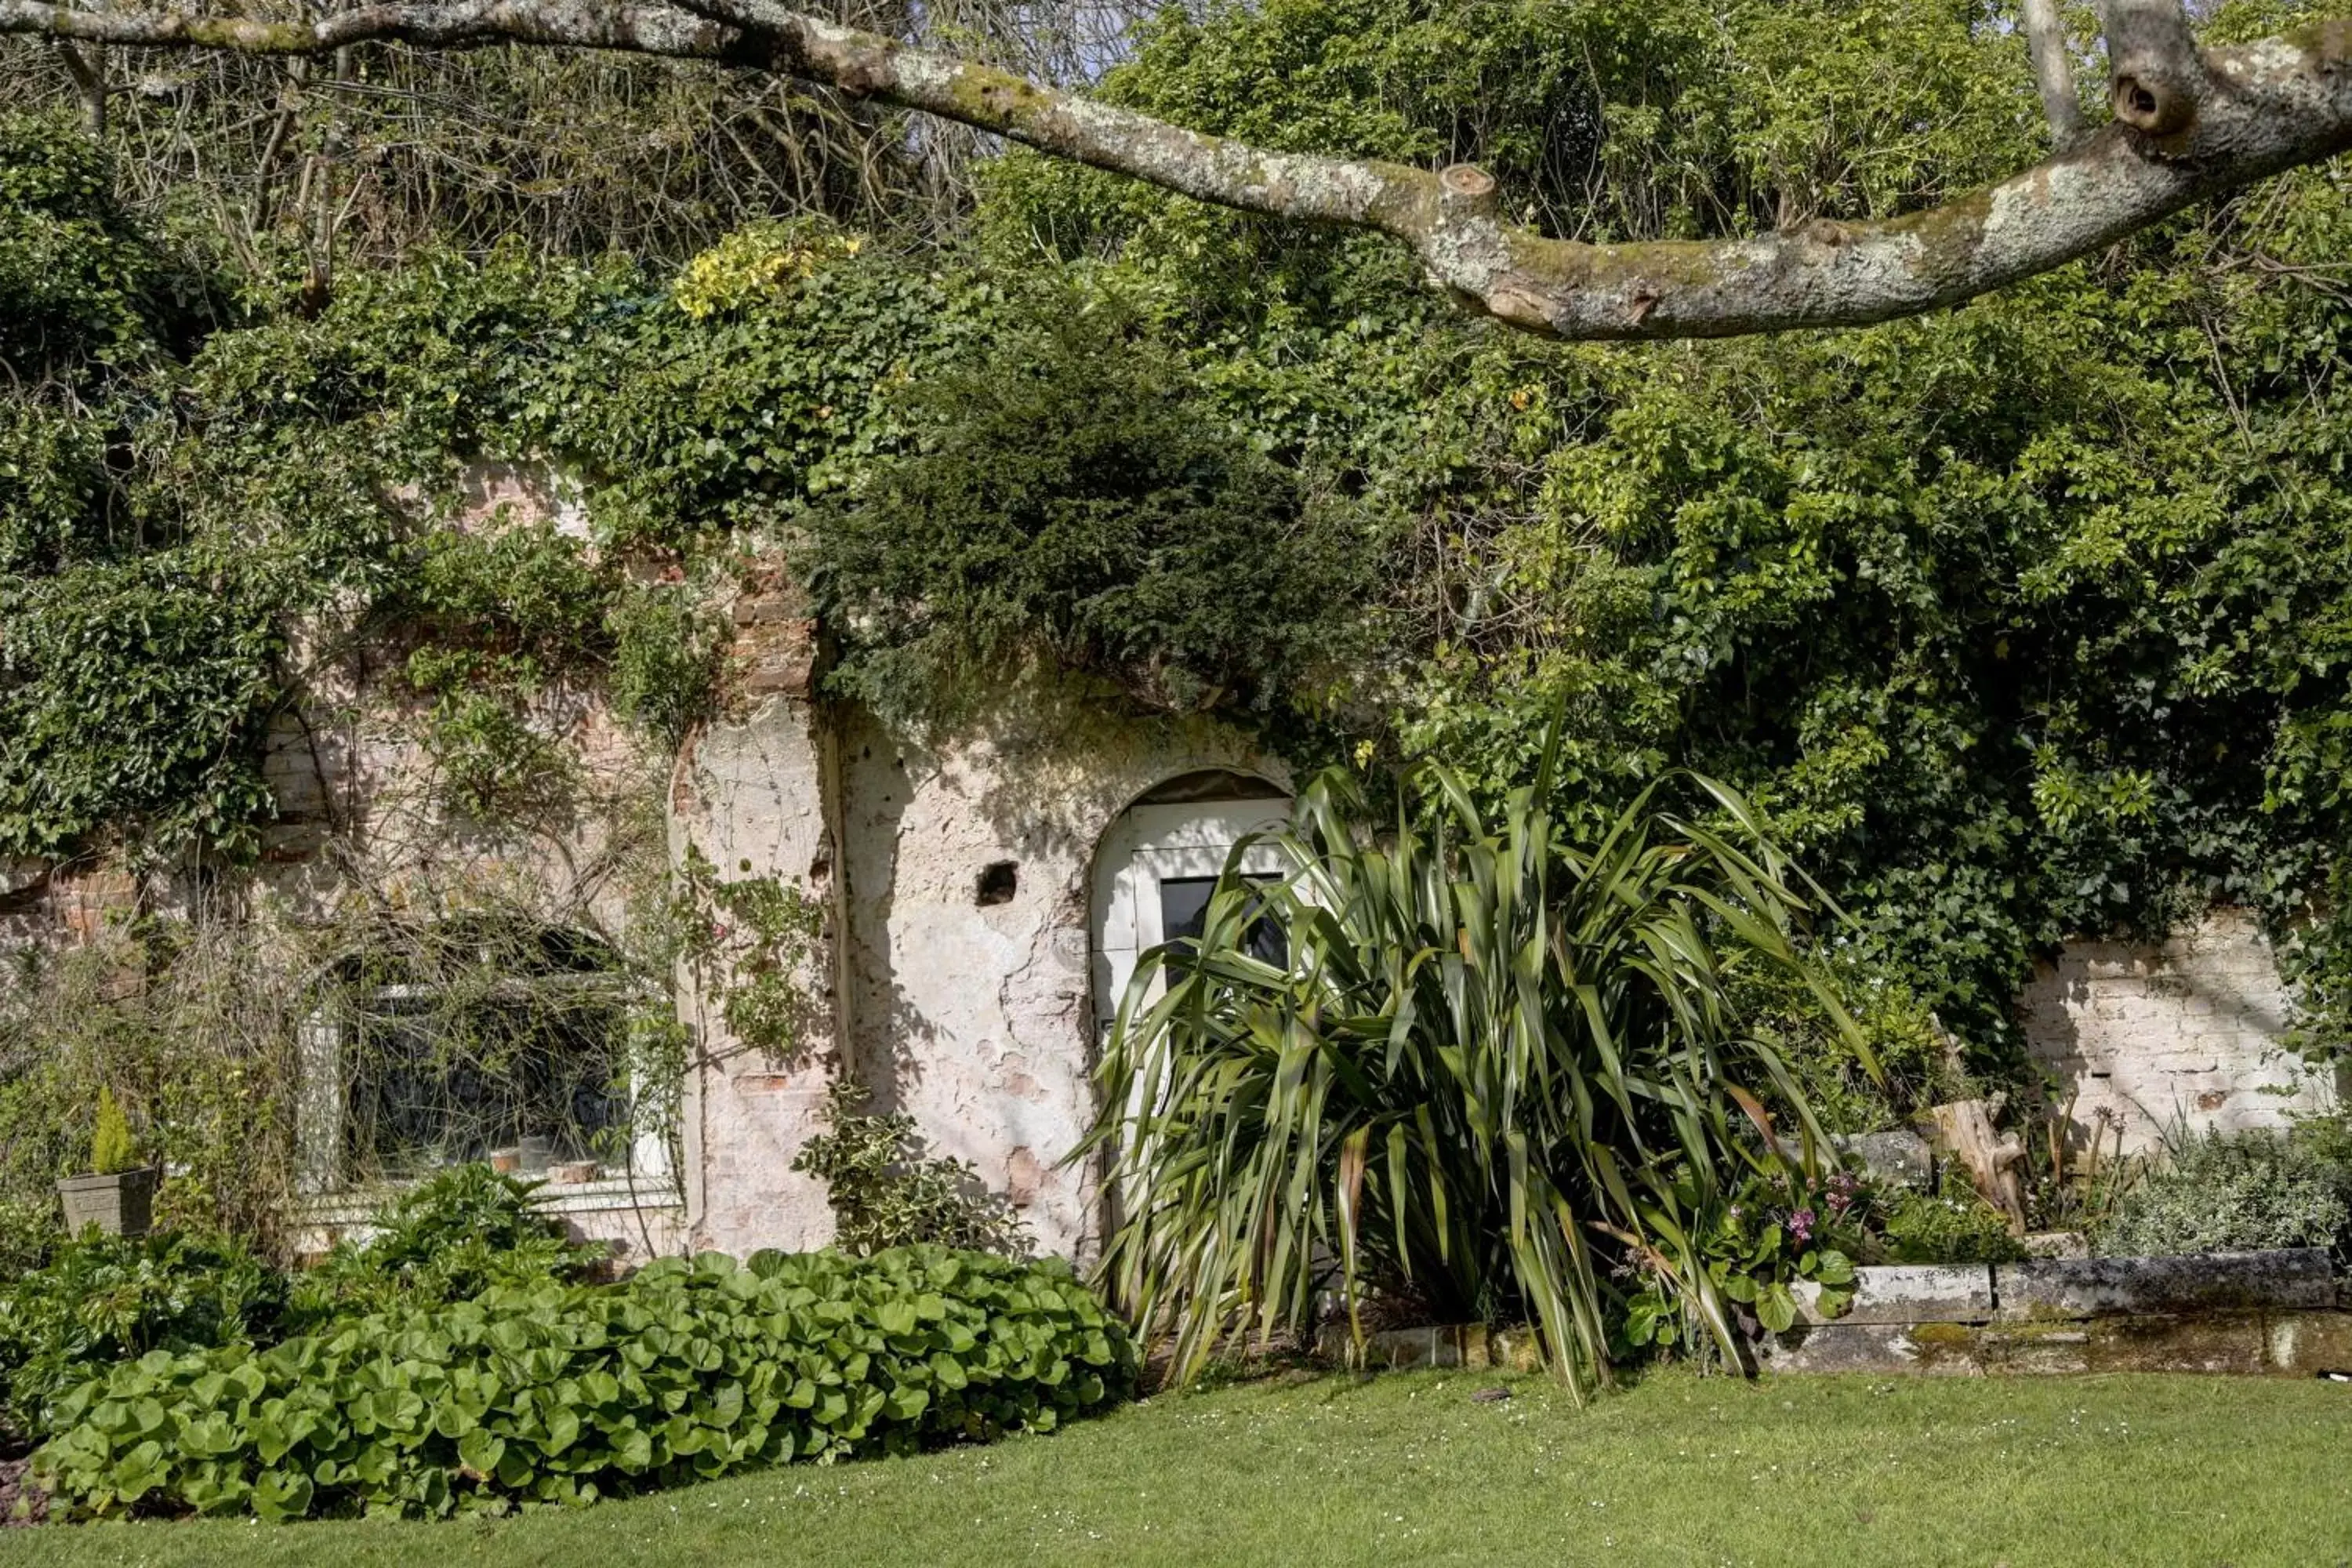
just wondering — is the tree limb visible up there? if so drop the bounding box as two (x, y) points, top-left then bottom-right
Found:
(2021, 0), (2084, 146)
(52, 40), (109, 138)
(5, 0), (2352, 340)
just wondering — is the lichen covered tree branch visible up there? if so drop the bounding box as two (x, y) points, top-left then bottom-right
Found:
(6, 0), (2352, 340)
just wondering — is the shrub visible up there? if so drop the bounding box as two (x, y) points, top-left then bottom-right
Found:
(0, 1232), (285, 1443)
(2092, 1127), (2350, 1258)
(88, 1087), (138, 1176)
(790, 1080), (1031, 1257)
(803, 295), (1385, 723)
(34, 1247), (1132, 1520)
(1882, 1181), (2027, 1265)
(287, 1166), (607, 1327)
(1083, 761), (1867, 1396)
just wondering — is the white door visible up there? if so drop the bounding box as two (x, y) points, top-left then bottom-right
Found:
(1091, 797), (1293, 1037)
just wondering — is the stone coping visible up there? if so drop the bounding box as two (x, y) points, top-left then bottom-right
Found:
(296, 1175), (684, 1229)
(1789, 1247), (2335, 1327)
(1992, 1249), (2335, 1318)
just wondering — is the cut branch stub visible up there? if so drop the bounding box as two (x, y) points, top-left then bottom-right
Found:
(1438, 162), (1498, 221)
(2100, 0), (2206, 138)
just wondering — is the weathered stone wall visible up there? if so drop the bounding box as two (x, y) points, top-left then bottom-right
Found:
(2020, 909), (2334, 1152)
(1757, 1248), (2352, 1377)
(4, 462), (684, 1258)
(838, 693), (1285, 1263)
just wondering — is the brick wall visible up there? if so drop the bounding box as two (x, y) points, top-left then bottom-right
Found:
(2021, 909), (2335, 1152)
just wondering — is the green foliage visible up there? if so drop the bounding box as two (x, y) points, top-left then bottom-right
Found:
(2, 140), (935, 862)
(3, 1167), (581, 1446)
(1083, 760), (1865, 1395)
(0, 115), (174, 379)
(804, 295), (1387, 721)
(2092, 1126), (2352, 1258)
(1882, 1181), (2029, 1266)
(32, 1246), (1132, 1520)
(288, 1167), (606, 1328)
(607, 582), (726, 751)
(89, 1087), (138, 1176)
(971, 0), (2352, 1079)
(16, 0), (2352, 1142)
(0, 546), (288, 859)
(0, 924), (303, 1249)
(790, 1081), (1031, 1258)
(0, 1232), (285, 1443)
(1733, 949), (1964, 1134)
(673, 844), (829, 1063)
(1620, 1167), (1870, 1355)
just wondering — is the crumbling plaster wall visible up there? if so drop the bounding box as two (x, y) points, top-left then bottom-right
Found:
(665, 572), (840, 1258)
(837, 695), (1287, 1263)
(2021, 909), (2336, 1152)
(1, 461), (684, 1261)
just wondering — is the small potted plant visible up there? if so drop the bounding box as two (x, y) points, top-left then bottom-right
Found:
(56, 1087), (158, 1237)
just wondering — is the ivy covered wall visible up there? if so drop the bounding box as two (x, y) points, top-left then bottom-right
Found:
(12, 1), (2352, 1220)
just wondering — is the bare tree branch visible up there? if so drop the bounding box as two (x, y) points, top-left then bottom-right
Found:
(2021, 0), (2084, 146)
(52, 40), (109, 138)
(4, 0), (2351, 340)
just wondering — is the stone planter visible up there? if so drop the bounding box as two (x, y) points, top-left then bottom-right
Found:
(56, 1167), (158, 1237)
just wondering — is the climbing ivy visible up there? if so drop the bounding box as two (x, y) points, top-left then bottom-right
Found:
(16, 0), (2352, 1082)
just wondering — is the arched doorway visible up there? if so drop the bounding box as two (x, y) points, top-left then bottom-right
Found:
(1088, 768), (1292, 1040)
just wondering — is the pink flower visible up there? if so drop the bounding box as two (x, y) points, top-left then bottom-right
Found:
(1788, 1207), (1817, 1243)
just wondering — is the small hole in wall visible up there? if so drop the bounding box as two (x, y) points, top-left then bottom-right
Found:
(976, 861), (1019, 907)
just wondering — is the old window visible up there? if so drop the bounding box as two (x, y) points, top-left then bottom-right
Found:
(298, 919), (652, 1191)
(1155, 873), (1287, 968)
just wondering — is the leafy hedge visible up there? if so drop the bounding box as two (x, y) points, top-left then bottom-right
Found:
(0, 1232), (285, 1443)
(33, 1246), (1132, 1520)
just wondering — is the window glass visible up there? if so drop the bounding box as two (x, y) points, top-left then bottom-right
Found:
(344, 990), (622, 1179)
(1158, 875), (1287, 968)
(328, 921), (627, 1183)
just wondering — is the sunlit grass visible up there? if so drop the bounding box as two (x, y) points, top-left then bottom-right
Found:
(9, 1368), (2350, 1566)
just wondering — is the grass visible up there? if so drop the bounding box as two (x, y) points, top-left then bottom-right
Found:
(6, 1368), (2350, 1567)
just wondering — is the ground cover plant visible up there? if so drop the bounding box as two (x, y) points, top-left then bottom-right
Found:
(2092, 1123), (2352, 1258)
(31, 1246), (1131, 1521)
(0, 1232), (285, 1446)
(5, 1368), (2347, 1566)
(4, 1167), (1127, 1522)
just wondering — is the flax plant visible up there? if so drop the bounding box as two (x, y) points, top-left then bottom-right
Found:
(1080, 760), (1868, 1398)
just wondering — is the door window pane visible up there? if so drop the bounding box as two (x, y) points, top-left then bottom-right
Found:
(1158, 875), (1287, 967)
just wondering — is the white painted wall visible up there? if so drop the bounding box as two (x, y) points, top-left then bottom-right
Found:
(838, 699), (1287, 1263)
(2021, 909), (2336, 1152)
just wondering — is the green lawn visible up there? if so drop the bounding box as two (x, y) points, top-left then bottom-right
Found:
(7, 1369), (2349, 1567)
